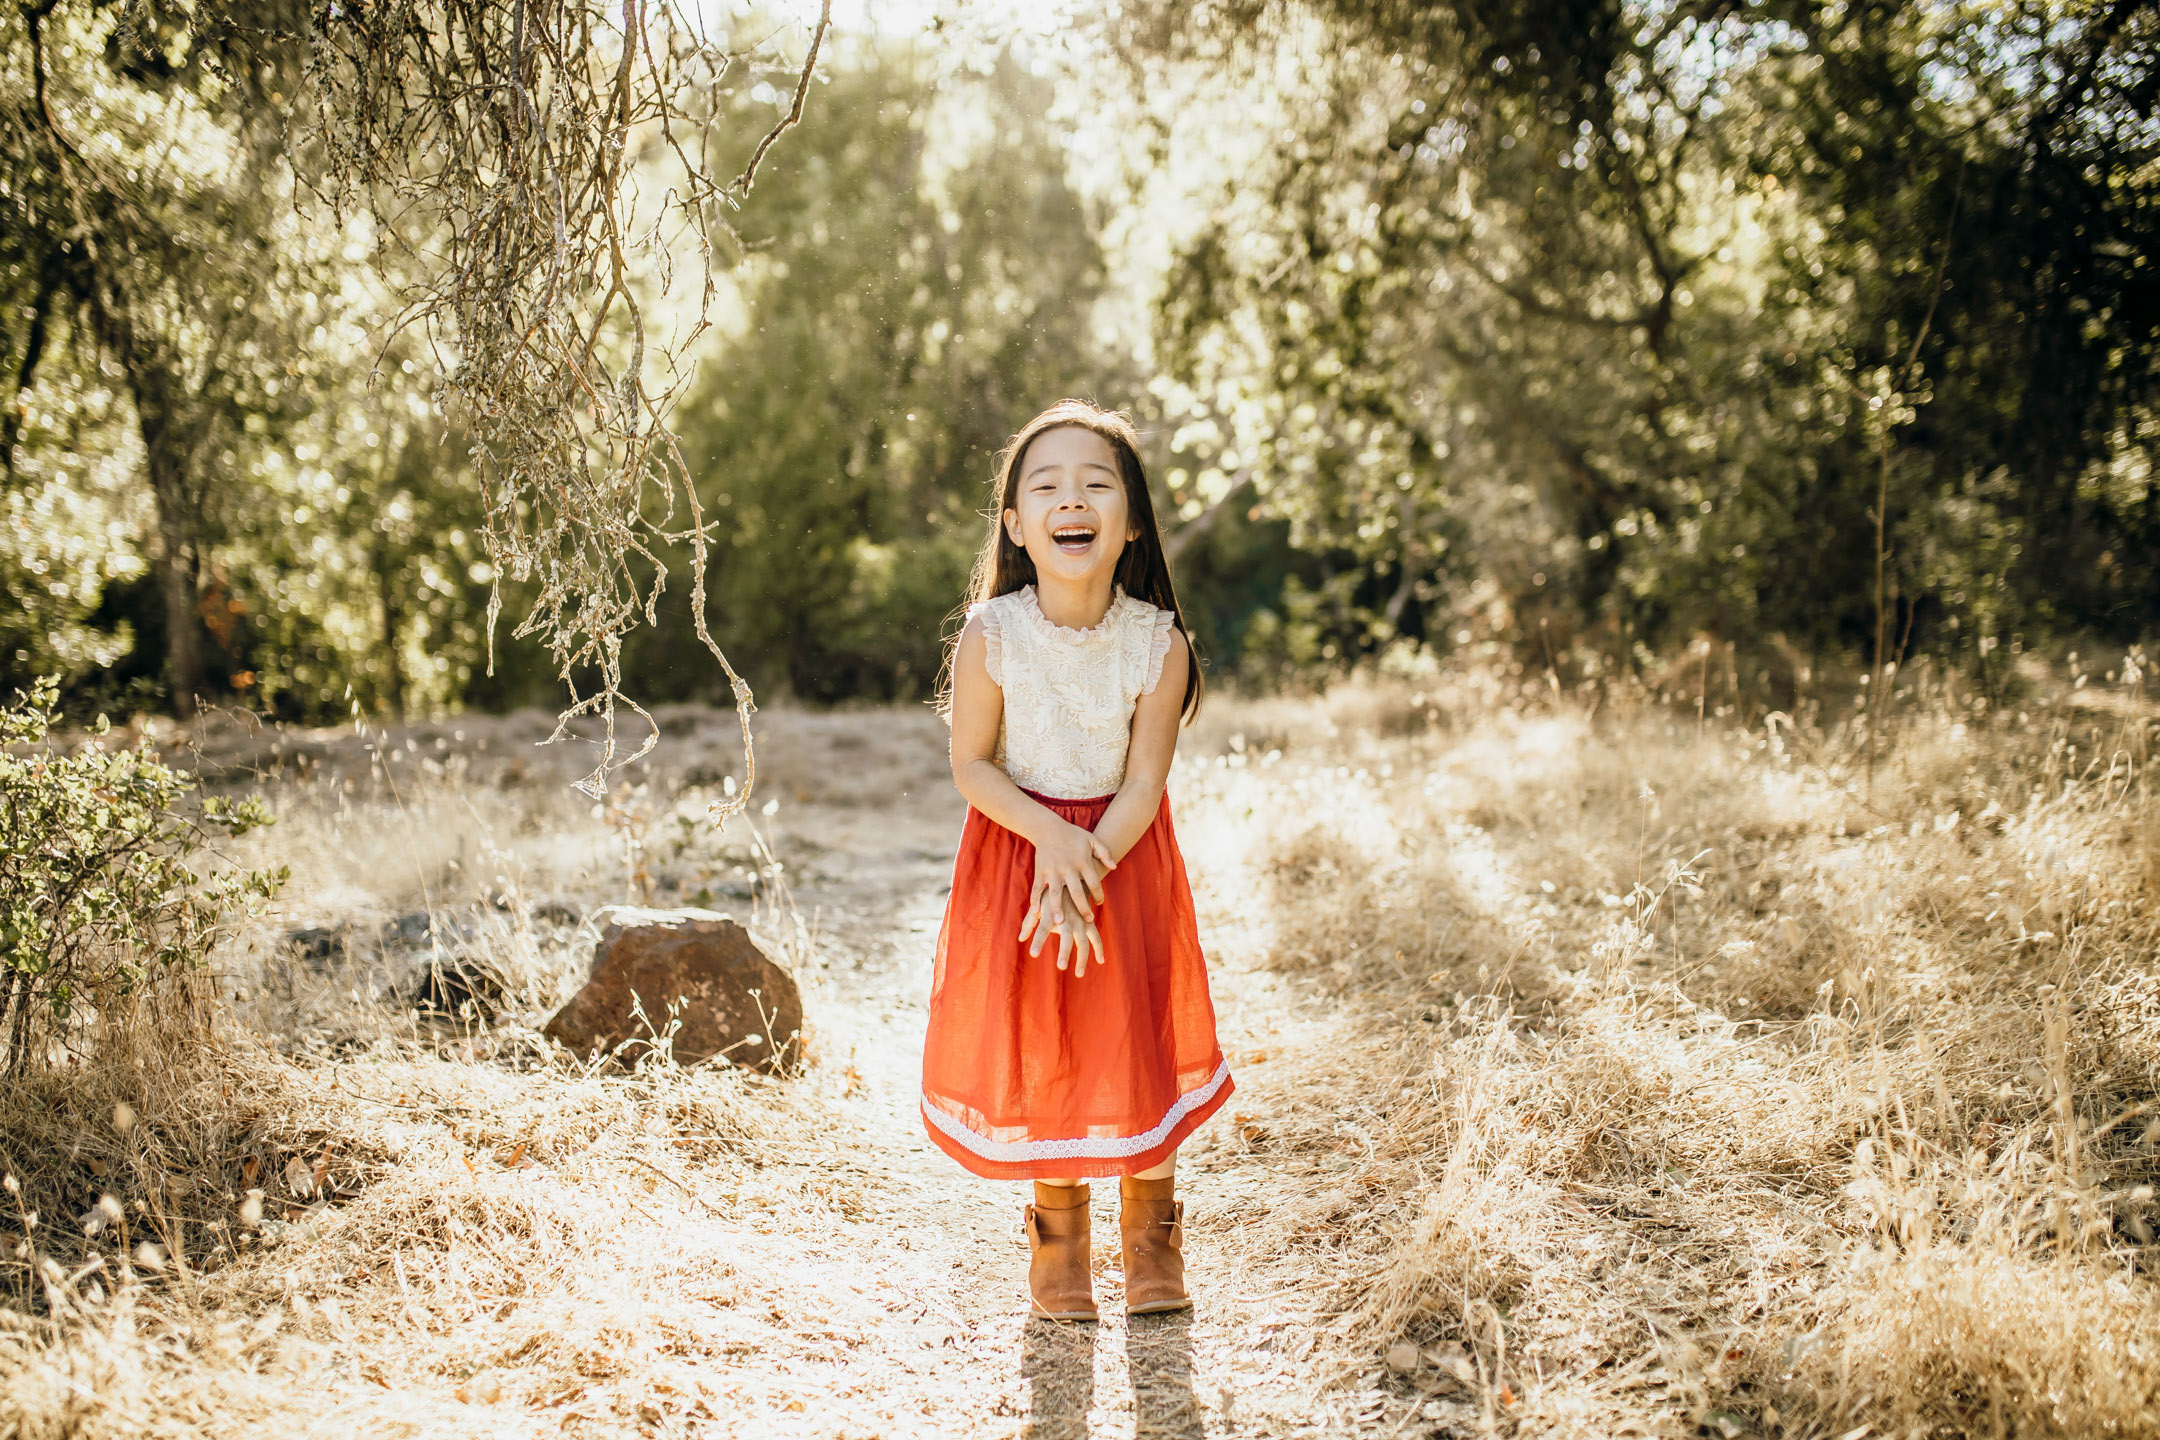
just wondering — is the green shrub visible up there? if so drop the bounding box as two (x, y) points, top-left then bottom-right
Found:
(0, 679), (283, 1067)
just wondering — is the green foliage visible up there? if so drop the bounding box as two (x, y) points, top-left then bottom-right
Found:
(0, 0), (520, 722)
(0, 679), (284, 1065)
(5, 6), (2154, 720)
(1121, 0), (2160, 680)
(0, 377), (147, 696)
(649, 49), (1122, 703)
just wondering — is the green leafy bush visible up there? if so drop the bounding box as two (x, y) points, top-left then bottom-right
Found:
(0, 679), (283, 1066)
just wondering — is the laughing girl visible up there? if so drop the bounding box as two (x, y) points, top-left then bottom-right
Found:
(920, 399), (1233, 1322)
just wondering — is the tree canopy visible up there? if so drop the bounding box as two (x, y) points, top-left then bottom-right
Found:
(3, 1), (2154, 729)
(1111, 0), (2159, 685)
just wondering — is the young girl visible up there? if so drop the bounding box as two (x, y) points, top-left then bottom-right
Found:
(920, 399), (1234, 1322)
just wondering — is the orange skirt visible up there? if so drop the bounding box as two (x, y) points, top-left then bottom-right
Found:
(920, 790), (1233, 1180)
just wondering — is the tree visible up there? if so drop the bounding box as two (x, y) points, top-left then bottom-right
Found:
(1109, 0), (2160, 675)
(304, 0), (833, 796)
(2, 0), (319, 715)
(3, 0), (842, 800)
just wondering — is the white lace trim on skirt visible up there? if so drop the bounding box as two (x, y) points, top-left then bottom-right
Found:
(920, 1059), (1231, 1163)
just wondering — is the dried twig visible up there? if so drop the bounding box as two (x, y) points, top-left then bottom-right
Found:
(729, 0), (831, 198)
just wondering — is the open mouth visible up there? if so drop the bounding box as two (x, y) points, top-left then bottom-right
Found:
(1049, 523), (1098, 555)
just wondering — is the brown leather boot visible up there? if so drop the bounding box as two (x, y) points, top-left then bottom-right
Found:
(1119, 1175), (1190, 1315)
(1025, 1182), (1097, 1322)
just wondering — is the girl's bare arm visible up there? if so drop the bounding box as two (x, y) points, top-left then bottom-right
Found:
(1090, 628), (1190, 862)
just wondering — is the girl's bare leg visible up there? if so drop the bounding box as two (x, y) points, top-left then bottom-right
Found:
(1036, 1150), (1174, 1189)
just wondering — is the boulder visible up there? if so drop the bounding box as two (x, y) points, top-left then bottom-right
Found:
(542, 908), (801, 1071)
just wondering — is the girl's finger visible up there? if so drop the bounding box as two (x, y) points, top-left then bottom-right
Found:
(1060, 875), (1094, 922)
(1017, 895), (1041, 943)
(1090, 837), (1117, 871)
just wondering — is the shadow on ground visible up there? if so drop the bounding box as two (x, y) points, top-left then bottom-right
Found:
(1021, 1311), (1202, 1440)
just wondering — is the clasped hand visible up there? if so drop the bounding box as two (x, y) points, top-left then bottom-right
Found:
(1019, 819), (1116, 977)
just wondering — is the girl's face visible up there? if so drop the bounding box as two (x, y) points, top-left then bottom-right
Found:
(1003, 426), (1137, 586)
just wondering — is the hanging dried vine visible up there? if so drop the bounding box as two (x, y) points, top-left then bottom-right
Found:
(303, 0), (832, 810)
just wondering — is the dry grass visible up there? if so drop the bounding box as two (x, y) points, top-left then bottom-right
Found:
(0, 707), (879, 1438)
(1163, 661), (2160, 1437)
(1, 1042), (820, 1436)
(3, 668), (2157, 1437)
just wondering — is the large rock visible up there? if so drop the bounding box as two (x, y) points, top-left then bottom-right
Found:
(542, 908), (802, 1071)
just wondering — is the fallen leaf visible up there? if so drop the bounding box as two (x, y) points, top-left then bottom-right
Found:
(1386, 1341), (1420, 1373)
(283, 1156), (316, 1200)
(242, 1155), (260, 1187)
(1500, 1386), (1517, 1407)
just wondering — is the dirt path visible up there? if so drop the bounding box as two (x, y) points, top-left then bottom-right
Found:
(684, 746), (1418, 1437)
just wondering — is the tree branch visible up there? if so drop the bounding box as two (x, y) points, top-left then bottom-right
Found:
(728, 0), (829, 197)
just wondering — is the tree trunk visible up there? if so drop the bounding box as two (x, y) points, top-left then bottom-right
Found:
(377, 530), (404, 718)
(2, 270), (56, 473)
(1383, 493), (1418, 632)
(87, 264), (208, 720)
(129, 359), (206, 719)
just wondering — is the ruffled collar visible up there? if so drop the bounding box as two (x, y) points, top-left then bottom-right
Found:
(1017, 585), (1137, 643)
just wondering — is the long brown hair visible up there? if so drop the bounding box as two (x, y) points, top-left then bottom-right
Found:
(950, 399), (1202, 721)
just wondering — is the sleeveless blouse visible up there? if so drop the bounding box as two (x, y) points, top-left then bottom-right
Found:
(970, 586), (1177, 800)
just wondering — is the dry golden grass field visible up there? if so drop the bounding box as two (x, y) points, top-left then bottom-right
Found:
(3, 660), (2158, 1439)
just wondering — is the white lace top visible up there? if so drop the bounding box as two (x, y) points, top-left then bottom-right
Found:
(970, 586), (1178, 800)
